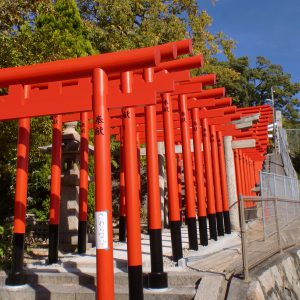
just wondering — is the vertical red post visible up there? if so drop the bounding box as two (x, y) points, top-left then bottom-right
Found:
(8, 117), (30, 285)
(216, 131), (231, 234)
(176, 154), (183, 222)
(162, 92), (183, 262)
(201, 118), (217, 240)
(210, 125), (224, 236)
(250, 160), (256, 196)
(121, 71), (143, 300)
(247, 156), (253, 208)
(192, 108), (208, 246)
(234, 149), (242, 198)
(244, 155), (250, 196)
(240, 151), (249, 210)
(246, 156), (254, 210)
(48, 114), (62, 264)
(93, 68), (114, 300)
(242, 153), (249, 195)
(119, 131), (126, 242)
(78, 112), (89, 254)
(137, 132), (141, 196)
(246, 157), (250, 194)
(179, 94), (198, 250)
(248, 158), (254, 197)
(144, 67), (168, 288)
(239, 150), (247, 196)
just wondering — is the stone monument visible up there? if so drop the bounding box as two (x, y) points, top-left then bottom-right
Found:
(40, 121), (93, 253)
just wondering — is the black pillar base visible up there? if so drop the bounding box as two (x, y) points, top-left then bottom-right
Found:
(78, 221), (87, 254)
(187, 217), (198, 250)
(208, 214), (217, 241)
(119, 216), (126, 242)
(223, 211), (231, 234)
(169, 221), (183, 262)
(6, 233), (25, 286)
(149, 229), (168, 289)
(128, 265), (144, 300)
(148, 272), (168, 289)
(216, 212), (224, 236)
(48, 224), (59, 264)
(149, 229), (163, 272)
(198, 216), (208, 246)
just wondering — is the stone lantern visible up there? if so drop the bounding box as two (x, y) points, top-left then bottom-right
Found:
(40, 121), (94, 253)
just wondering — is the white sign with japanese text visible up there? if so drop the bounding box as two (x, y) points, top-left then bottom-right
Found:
(95, 211), (109, 249)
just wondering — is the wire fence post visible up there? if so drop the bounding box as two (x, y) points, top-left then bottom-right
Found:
(274, 198), (283, 254)
(283, 176), (288, 224)
(260, 172), (267, 240)
(239, 195), (250, 282)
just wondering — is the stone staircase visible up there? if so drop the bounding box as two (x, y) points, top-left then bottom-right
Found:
(0, 269), (200, 299)
(0, 227), (243, 299)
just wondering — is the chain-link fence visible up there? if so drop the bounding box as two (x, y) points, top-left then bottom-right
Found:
(240, 196), (300, 281)
(277, 127), (298, 178)
(260, 172), (300, 239)
(260, 171), (299, 201)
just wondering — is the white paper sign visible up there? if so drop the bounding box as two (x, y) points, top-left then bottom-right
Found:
(95, 211), (109, 249)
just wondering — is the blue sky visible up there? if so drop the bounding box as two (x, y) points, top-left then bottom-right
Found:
(197, 0), (300, 85)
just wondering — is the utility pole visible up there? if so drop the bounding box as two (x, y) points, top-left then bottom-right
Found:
(271, 87), (276, 152)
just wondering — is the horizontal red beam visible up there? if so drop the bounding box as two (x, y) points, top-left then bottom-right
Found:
(0, 39), (193, 87)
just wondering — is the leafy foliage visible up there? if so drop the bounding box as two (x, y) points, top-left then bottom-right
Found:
(77, 1), (236, 59)
(0, 224), (13, 269)
(214, 56), (300, 121)
(0, 0), (299, 268)
(0, 0), (96, 267)
(286, 129), (300, 177)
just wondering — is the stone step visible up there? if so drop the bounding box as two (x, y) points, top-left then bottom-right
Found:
(17, 270), (200, 288)
(193, 274), (226, 300)
(0, 270), (200, 291)
(116, 286), (196, 300)
(0, 283), (196, 300)
(0, 283), (94, 300)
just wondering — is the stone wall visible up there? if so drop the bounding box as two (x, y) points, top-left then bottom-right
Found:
(246, 248), (300, 300)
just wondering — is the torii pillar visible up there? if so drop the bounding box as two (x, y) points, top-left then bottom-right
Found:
(40, 122), (93, 252)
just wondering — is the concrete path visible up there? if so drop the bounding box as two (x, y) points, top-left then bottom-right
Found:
(7, 225), (241, 299)
(4, 220), (300, 299)
(25, 225), (242, 275)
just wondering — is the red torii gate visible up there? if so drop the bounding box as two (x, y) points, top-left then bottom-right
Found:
(62, 72), (228, 256)
(112, 93), (232, 243)
(61, 65), (204, 261)
(0, 40), (193, 300)
(0, 35), (274, 299)
(232, 106), (273, 203)
(113, 105), (239, 241)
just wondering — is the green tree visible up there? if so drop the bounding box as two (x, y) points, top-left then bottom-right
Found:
(1, 0), (298, 249)
(0, 0), (95, 223)
(77, 0), (242, 107)
(77, 1), (236, 59)
(33, 0), (94, 61)
(0, 0), (97, 267)
(2, 0), (94, 66)
(0, 0), (51, 67)
(251, 57), (300, 121)
(215, 56), (300, 122)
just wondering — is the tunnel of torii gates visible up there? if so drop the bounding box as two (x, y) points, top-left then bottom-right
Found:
(0, 38), (273, 300)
